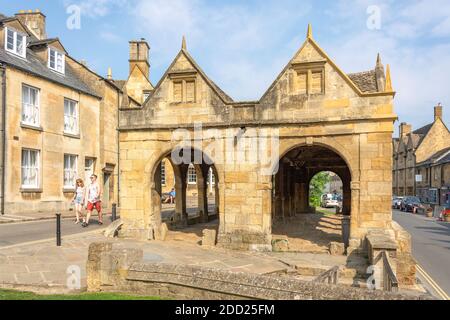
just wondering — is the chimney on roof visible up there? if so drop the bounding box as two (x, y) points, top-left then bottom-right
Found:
(15, 9), (47, 40)
(129, 38), (150, 78)
(400, 122), (412, 138)
(434, 103), (443, 122)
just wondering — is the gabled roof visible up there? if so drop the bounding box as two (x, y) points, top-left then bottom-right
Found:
(113, 80), (126, 90)
(409, 133), (422, 149)
(417, 147), (450, 166)
(413, 123), (433, 136)
(149, 48), (233, 105)
(28, 38), (68, 53)
(0, 12), (100, 98)
(259, 30), (394, 102)
(0, 13), (7, 21)
(0, 46), (99, 98)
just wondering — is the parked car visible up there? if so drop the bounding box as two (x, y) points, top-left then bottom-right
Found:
(392, 196), (404, 209)
(320, 193), (340, 208)
(400, 196), (425, 213)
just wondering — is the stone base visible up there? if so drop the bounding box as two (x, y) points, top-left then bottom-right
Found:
(217, 231), (272, 251)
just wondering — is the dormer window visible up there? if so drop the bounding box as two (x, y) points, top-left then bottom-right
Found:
(5, 27), (27, 58)
(48, 48), (65, 74)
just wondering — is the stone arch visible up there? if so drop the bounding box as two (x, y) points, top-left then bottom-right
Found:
(271, 140), (356, 250)
(144, 144), (222, 237)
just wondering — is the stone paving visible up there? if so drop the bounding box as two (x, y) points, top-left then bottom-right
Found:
(0, 227), (359, 293)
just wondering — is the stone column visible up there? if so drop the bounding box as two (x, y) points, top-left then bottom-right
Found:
(342, 175), (351, 216)
(348, 181), (361, 251)
(196, 165), (209, 223)
(175, 164), (188, 226)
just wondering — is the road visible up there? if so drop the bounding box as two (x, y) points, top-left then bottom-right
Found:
(0, 217), (112, 248)
(393, 209), (450, 299)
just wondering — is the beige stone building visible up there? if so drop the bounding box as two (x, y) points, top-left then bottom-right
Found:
(0, 10), (122, 215)
(118, 26), (398, 252)
(392, 105), (450, 205)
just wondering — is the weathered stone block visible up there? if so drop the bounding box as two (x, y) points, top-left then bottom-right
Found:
(202, 229), (217, 247)
(329, 242), (345, 256)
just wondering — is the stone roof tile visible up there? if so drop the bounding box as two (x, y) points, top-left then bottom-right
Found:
(347, 70), (378, 93)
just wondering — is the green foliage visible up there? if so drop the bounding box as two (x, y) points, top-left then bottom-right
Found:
(0, 289), (164, 300)
(309, 172), (331, 207)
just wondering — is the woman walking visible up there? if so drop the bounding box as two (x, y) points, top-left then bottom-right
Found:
(72, 179), (86, 224)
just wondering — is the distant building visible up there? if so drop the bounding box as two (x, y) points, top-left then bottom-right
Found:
(392, 105), (450, 206)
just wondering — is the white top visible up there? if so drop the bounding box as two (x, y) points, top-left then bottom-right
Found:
(87, 182), (100, 203)
(75, 186), (85, 199)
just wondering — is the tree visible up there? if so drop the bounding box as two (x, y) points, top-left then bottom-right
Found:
(309, 172), (331, 207)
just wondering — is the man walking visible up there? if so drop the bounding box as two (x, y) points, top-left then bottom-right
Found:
(83, 174), (102, 227)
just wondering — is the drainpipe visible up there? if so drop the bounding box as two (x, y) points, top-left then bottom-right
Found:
(1, 65), (6, 215)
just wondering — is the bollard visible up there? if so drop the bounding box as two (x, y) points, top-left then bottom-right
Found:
(111, 203), (117, 222)
(56, 213), (62, 247)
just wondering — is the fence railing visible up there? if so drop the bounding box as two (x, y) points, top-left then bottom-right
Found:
(313, 266), (339, 285)
(373, 251), (399, 292)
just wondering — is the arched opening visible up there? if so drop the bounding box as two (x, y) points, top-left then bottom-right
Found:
(150, 148), (220, 242)
(271, 144), (352, 253)
(309, 171), (344, 213)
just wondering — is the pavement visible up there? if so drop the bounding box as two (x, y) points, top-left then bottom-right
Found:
(393, 209), (450, 300)
(0, 229), (350, 294)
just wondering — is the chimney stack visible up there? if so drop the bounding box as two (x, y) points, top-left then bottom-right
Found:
(434, 103), (443, 122)
(15, 9), (47, 40)
(129, 39), (150, 78)
(400, 122), (412, 138)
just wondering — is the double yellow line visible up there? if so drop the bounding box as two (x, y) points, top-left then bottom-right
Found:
(416, 264), (449, 300)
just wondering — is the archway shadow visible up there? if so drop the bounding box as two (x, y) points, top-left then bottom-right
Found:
(272, 211), (343, 253)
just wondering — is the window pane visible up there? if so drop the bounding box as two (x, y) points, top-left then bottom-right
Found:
(17, 35), (24, 56)
(6, 29), (14, 50)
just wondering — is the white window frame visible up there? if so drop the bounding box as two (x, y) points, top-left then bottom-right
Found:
(4, 27), (27, 58)
(64, 154), (78, 189)
(21, 84), (40, 127)
(48, 47), (65, 74)
(21, 149), (40, 189)
(187, 164), (197, 185)
(64, 98), (79, 135)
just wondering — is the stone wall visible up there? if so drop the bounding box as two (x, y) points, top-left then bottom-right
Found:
(87, 242), (431, 300)
(0, 66), (4, 214)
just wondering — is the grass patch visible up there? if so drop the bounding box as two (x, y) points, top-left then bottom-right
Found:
(0, 289), (163, 300)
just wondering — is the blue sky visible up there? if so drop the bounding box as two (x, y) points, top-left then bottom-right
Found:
(1, 0), (449, 133)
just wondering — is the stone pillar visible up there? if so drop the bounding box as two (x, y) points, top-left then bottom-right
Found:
(296, 182), (309, 213)
(342, 176), (351, 216)
(348, 181), (361, 251)
(175, 164), (188, 226)
(197, 165), (209, 223)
